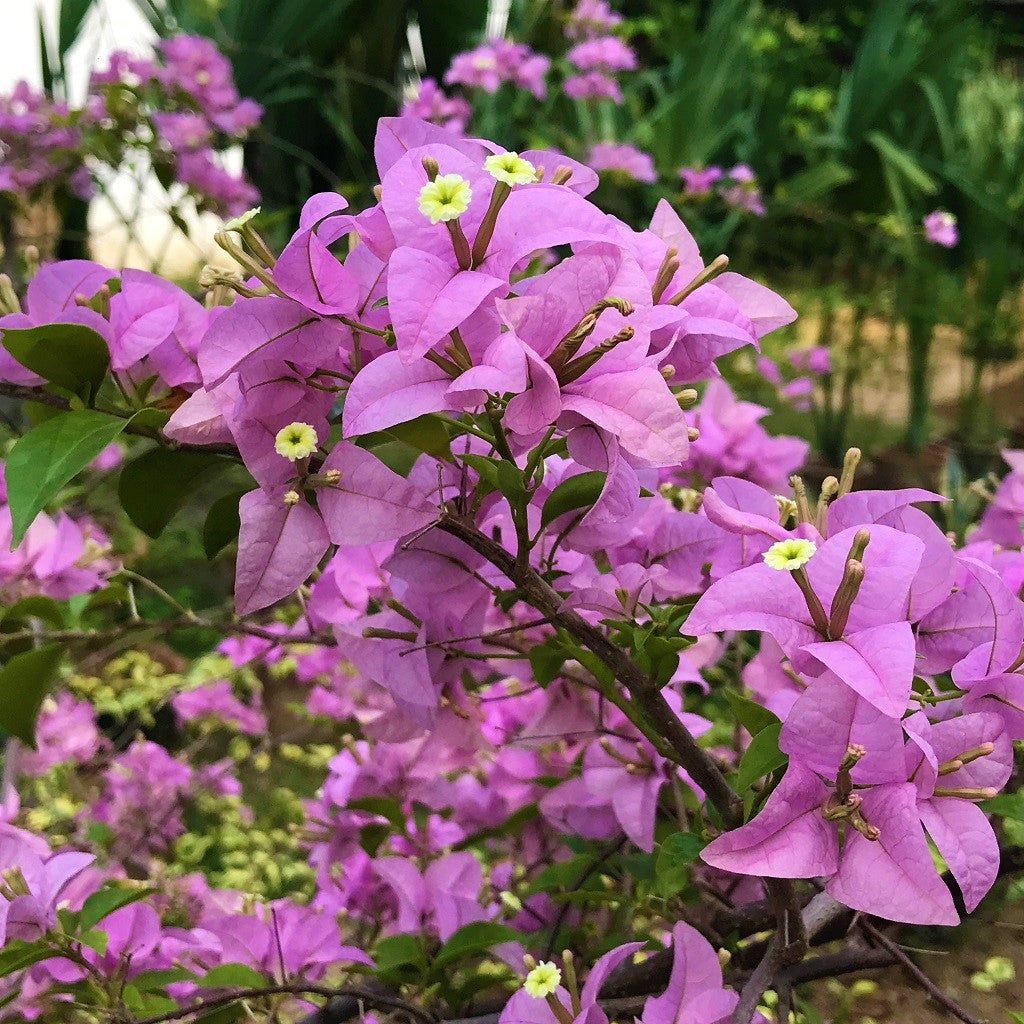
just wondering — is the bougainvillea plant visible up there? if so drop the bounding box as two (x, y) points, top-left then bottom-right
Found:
(0, 112), (1019, 1024)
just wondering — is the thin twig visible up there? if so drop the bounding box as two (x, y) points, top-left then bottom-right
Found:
(130, 984), (437, 1024)
(859, 919), (985, 1024)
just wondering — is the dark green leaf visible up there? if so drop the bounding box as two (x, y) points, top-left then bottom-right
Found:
(434, 921), (520, 966)
(1, 323), (110, 399)
(540, 471), (606, 529)
(203, 491), (245, 558)
(193, 1005), (244, 1024)
(77, 929), (108, 956)
(80, 885), (151, 930)
(0, 645), (63, 746)
(373, 933), (424, 972)
(347, 796), (407, 830)
(654, 832), (703, 898)
(0, 595), (64, 630)
(734, 723), (787, 793)
(725, 690), (781, 738)
(132, 967), (198, 991)
(58, 0), (95, 59)
(119, 448), (230, 537)
(6, 411), (128, 545)
(981, 792), (1024, 821)
(199, 963), (268, 988)
(389, 415), (452, 461)
(0, 939), (55, 978)
(528, 642), (566, 686)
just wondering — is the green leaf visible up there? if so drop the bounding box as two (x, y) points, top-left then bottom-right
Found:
(1, 323), (110, 399)
(0, 645), (63, 746)
(203, 491), (245, 558)
(193, 1006), (244, 1024)
(0, 595), (64, 630)
(725, 689), (781, 738)
(373, 933), (424, 973)
(6, 411), (128, 545)
(389, 415), (452, 461)
(119, 448), (230, 537)
(734, 723), (788, 793)
(981, 792), (1024, 821)
(347, 796), (407, 830)
(80, 885), (151, 930)
(528, 641), (566, 686)
(458, 453), (502, 489)
(655, 832), (704, 898)
(132, 967), (198, 991)
(778, 160), (854, 202)
(540, 471), (606, 529)
(0, 939), (56, 977)
(434, 921), (521, 966)
(199, 963), (268, 988)
(58, 0), (95, 59)
(866, 131), (937, 195)
(77, 929), (108, 956)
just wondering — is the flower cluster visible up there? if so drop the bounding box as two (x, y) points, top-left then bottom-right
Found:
(588, 142), (657, 183)
(0, 83), (89, 199)
(0, 107), (1020, 1022)
(687, 468), (1021, 924)
(0, 34), (260, 218)
(681, 163), (766, 216)
(401, 78), (472, 133)
(923, 209), (959, 248)
(444, 39), (550, 100)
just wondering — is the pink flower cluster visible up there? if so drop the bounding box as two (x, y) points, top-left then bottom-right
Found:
(680, 163), (766, 216)
(401, 78), (472, 133)
(0, 461), (114, 601)
(87, 36), (261, 217)
(563, 0), (638, 104)
(687, 478), (1022, 924)
(445, 39), (550, 100)
(0, 83), (89, 199)
(0, 34), (260, 217)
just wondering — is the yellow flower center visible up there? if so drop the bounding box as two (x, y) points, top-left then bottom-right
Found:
(763, 538), (817, 571)
(274, 422), (319, 461)
(524, 961), (562, 998)
(484, 152), (537, 186)
(418, 174), (473, 224)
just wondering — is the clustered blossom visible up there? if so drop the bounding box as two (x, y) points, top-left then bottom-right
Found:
(562, 0), (636, 104)
(686, 472), (1022, 924)
(681, 163), (766, 216)
(0, 461), (115, 601)
(401, 78), (471, 133)
(0, 34), (260, 217)
(445, 39), (550, 100)
(0, 105), (1020, 1022)
(565, 0), (623, 41)
(923, 209), (959, 248)
(0, 83), (89, 198)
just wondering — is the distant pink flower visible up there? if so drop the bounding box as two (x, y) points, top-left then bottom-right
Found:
(588, 142), (656, 183)
(923, 210), (958, 248)
(567, 36), (637, 72)
(564, 71), (623, 103)
(565, 0), (623, 40)
(401, 78), (471, 133)
(679, 166), (722, 196)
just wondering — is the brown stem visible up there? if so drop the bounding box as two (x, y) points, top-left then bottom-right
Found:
(436, 512), (743, 826)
